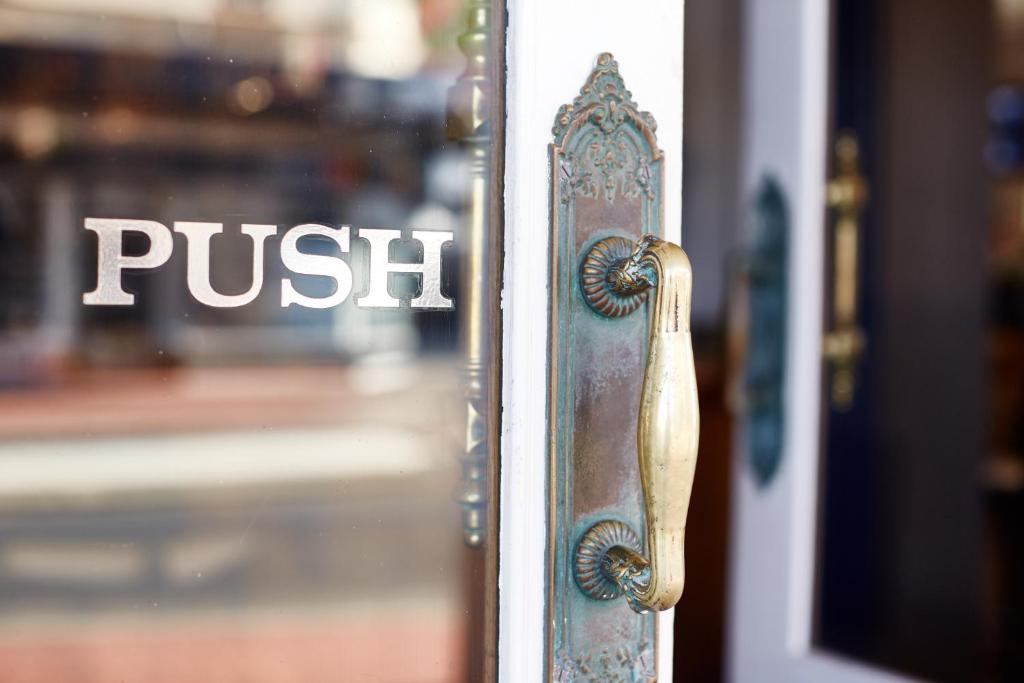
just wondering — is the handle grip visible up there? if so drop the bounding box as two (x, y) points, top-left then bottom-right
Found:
(575, 234), (700, 614)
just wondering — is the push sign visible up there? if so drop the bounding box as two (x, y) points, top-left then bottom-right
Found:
(82, 219), (454, 310)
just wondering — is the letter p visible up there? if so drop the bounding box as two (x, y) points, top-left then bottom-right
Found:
(82, 218), (174, 305)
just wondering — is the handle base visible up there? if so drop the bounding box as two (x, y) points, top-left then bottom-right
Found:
(574, 521), (643, 601)
(579, 236), (650, 318)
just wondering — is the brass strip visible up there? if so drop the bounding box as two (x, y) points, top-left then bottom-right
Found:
(449, 0), (493, 549)
(447, 1), (504, 680)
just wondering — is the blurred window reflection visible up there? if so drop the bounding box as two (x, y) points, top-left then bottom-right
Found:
(0, 1), (482, 681)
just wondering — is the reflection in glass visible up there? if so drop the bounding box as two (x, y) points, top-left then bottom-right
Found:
(0, 1), (491, 680)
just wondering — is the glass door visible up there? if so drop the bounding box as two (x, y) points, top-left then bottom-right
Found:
(0, 1), (501, 681)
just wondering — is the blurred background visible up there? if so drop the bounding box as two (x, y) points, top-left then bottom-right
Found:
(678, 0), (1024, 681)
(0, 0), (481, 681)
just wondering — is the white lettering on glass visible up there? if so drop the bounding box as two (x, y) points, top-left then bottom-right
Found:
(280, 224), (353, 309)
(356, 228), (454, 309)
(82, 218), (174, 305)
(81, 219), (455, 310)
(173, 222), (277, 308)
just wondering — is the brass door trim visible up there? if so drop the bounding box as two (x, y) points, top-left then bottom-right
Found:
(547, 53), (664, 681)
(446, 2), (505, 681)
(448, 0), (498, 549)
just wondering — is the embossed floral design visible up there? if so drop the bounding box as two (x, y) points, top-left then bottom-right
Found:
(589, 133), (631, 201)
(560, 155), (596, 203)
(559, 133), (657, 204)
(552, 53), (655, 145)
(554, 656), (581, 683)
(555, 641), (656, 683)
(631, 644), (656, 682)
(553, 53), (660, 204)
(630, 155), (655, 201)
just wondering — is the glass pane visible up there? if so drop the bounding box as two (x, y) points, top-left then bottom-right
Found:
(0, 1), (498, 681)
(815, 1), (1022, 681)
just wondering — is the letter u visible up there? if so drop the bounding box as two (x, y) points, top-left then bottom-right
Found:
(173, 222), (277, 307)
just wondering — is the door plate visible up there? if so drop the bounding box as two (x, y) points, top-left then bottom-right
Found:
(548, 53), (663, 682)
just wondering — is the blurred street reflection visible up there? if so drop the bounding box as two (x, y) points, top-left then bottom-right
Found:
(0, 0), (481, 680)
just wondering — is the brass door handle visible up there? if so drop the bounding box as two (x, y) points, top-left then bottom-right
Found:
(823, 131), (868, 410)
(574, 234), (700, 613)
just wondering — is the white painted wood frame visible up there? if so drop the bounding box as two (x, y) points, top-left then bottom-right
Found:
(499, 1), (684, 680)
(725, 1), (915, 681)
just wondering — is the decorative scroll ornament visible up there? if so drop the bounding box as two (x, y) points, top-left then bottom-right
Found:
(553, 53), (659, 204)
(554, 641), (656, 683)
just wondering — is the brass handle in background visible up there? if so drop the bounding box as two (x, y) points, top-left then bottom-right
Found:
(823, 131), (869, 411)
(574, 234), (700, 613)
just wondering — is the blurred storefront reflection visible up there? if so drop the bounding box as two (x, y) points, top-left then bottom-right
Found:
(0, 1), (479, 681)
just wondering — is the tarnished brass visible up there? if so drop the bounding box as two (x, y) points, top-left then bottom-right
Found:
(574, 234), (700, 614)
(447, 4), (502, 681)
(549, 53), (666, 680)
(824, 131), (868, 410)
(574, 519), (643, 601)
(447, 0), (496, 548)
(580, 236), (649, 318)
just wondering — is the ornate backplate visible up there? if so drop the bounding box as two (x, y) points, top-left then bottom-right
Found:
(548, 53), (663, 682)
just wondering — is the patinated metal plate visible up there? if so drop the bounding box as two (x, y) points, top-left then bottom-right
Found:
(548, 53), (663, 682)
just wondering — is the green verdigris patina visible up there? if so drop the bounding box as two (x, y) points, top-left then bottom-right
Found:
(548, 52), (663, 682)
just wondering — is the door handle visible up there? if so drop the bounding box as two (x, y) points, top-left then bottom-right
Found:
(823, 131), (868, 410)
(574, 234), (700, 614)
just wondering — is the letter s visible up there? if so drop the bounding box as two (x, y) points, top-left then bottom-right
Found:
(280, 224), (353, 309)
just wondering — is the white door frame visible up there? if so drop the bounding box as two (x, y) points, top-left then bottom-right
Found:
(725, 1), (914, 681)
(498, 1), (684, 680)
